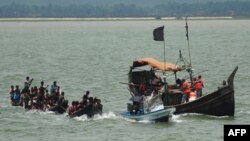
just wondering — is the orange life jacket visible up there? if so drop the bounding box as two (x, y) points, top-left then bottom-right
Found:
(189, 91), (197, 101)
(195, 79), (204, 90)
(190, 91), (197, 97)
(183, 81), (191, 94)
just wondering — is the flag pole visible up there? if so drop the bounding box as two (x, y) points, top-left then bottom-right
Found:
(163, 29), (168, 106)
(163, 39), (166, 72)
(153, 26), (168, 105)
(185, 16), (193, 84)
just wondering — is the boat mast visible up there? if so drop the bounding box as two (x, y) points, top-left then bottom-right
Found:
(185, 16), (193, 84)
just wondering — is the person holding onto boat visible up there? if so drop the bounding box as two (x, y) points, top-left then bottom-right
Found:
(195, 75), (204, 98)
(181, 79), (191, 103)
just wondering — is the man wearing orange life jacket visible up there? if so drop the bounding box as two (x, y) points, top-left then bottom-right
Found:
(195, 75), (204, 98)
(181, 79), (191, 103)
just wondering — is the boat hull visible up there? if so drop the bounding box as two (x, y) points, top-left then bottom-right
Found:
(49, 105), (67, 114)
(121, 108), (174, 122)
(174, 85), (234, 116)
(68, 104), (102, 118)
(48, 100), (69, 114)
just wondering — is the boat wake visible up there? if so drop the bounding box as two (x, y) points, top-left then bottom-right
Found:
(173, 113), (231, 120)
(169, 114), (186, 123)
(74, 111), (118, 122)
(122, 117), (154, 124)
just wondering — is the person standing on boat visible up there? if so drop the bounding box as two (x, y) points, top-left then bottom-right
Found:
(22, 90), (31, 110)
(79, 95), (88, 109)
(44, 89), (52, 108)
(83, 91), (90, 100)
(13, 85), (21, 105)
(195, 75), (204, 98)
(50, 81), (59, 95)
(23, 76), (33, 93)
(37, 81), (46, 108)
(181, 79), (191, 103)
(57, 91), (65, 106)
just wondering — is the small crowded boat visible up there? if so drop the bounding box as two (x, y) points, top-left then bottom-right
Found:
(67, 91), (103, 118)
(9, 77), (103, 117)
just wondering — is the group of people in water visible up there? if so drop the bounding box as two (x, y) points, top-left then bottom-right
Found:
(9, 76), (103, 117)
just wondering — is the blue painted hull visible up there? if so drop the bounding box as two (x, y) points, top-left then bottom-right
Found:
(121, 108), (175, 122)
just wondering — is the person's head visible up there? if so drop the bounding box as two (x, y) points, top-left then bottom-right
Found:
(53, 81), (57, 85)
(86, 91), (90, 95)
(89, 97), (93, 102)
(176, 78), (182, 85)
(61, 92), (64, 96)
(26, 76), (29, 81)
(11, 85), (14, 89)
(16, 85), (19, 89)
(41, 81), (44, 86)
(198, 75), (202, 79)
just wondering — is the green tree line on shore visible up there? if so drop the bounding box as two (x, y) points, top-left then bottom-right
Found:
(1, 1), (250, 18)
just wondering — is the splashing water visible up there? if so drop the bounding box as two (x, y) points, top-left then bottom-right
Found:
(74, 111), (118, 122)
(170, 114), (185, 123)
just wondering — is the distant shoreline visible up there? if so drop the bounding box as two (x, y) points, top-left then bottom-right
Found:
(0, 16), (249, 21)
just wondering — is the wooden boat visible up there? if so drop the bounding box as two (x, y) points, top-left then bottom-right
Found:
(122, 18), (237, 118)
(68, 104), (103, 118)
(48, 100), (69, 114)
(127, 58), (238, 116)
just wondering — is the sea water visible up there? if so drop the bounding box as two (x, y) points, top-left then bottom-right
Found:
(0, 19), (250, 141)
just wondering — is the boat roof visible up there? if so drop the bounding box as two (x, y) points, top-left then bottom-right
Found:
(132, 58), (183, 72)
